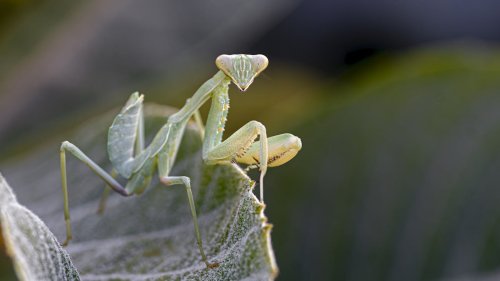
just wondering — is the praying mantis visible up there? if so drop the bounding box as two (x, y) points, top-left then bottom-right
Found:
(59, 54), (302, 268)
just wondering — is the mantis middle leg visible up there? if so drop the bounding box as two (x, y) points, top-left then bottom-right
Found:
(155, 120), (218, 268)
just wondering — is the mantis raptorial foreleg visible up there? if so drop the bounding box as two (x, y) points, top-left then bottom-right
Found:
(238, 133), (302, 169)
(59, 54), (302, 269)
(203, 120), (268, 201)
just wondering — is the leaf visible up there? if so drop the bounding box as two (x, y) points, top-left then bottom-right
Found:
(0, 173), (80, 281)
(1, 103), (278, 280)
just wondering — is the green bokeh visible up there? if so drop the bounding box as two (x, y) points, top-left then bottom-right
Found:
(266, 46), (500, 281)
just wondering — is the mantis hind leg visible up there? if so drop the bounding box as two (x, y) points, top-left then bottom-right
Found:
(96, 169), (117, 215)
(60, 141), (130, 246)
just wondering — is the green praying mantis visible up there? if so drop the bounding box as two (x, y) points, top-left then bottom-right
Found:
(59, 54), (302, 268)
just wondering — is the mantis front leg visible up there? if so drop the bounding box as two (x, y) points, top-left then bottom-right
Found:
(204, 120), (268, 201)
(202, 83), (269, 202)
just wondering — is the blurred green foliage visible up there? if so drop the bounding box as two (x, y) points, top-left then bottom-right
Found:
(267, 46), (500, 281)
(0, 0), (80, 77)
(0, 0), (40, 38)
(0, 175), (79, 280)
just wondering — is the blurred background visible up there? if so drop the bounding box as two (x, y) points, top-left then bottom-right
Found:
(4, 0), (500, 280)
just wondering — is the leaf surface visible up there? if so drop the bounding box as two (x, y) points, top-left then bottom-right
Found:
(0, 174), (80, 281)
(1, 104), (277, 280)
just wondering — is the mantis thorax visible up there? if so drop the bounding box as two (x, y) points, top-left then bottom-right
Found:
(203, 82), (230, 150)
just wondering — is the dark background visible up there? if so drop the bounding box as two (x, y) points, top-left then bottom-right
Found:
(3, 0), (500, 280)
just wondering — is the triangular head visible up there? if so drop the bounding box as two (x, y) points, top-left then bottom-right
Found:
(215, 54), (269, 91)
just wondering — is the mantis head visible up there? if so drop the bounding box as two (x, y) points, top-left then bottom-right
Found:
(216, 54), (269, 91)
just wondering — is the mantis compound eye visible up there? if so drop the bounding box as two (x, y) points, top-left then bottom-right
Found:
(216, 54), (269, 92)
(250, 54), (269, 74)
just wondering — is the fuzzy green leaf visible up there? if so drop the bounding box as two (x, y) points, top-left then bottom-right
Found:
(0, 174), (80, 281)
(1, 104), (277, 280)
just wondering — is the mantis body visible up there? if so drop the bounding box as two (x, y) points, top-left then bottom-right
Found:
(60, 54), (302, 268)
